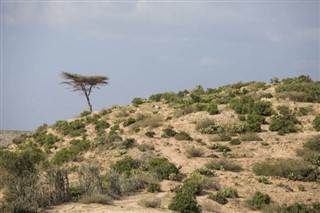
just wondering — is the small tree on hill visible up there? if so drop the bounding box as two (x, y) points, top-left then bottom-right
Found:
(61, 72), (109, 112)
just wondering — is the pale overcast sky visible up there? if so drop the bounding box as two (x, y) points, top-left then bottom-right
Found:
(1, 1), (319, 131)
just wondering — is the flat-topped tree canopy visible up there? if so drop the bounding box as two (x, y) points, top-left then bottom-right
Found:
(61, 72), (109, 112)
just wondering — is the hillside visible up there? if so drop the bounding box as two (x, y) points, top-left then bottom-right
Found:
(0, 130), (31, 147)
(1, 75), (320, 213)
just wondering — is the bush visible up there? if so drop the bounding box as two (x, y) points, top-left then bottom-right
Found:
(252, 101), (273, 116)
(111, 156), (140, 177)
(304, 135), (320, 152)
(206, 104), (219, 115)
(208, 187), (238, 205)
(205, 160), (242, 172)
(145, 157), (179, 180)
(257, 176), (272, 184)
(313, 115), (320, 131)
(52, 140), (90, 165)
(95, 120), (110, 133)
(252, 159), (315, 181)
(162, 125), (177, 137)
(137, 143), (155, 152)
(193, 167), (215, 177)
(284, 202), (320, 213)
(123, 117), (136, 127)
(81, 111), (91, 117)
(229, 138), (241, 145)
(207, 143), (231, 152)
(138, 197), (161, 208)
(12, 134), (29, 145)
(145, 131), (155, 138)
(218, 187), (239, 198)
(186, 146), (204, 158)
(174, 131), (193, 141)
(0, 148), (45, 176)
(53, 119), (87, 137)
(147, 183), (161, 193)
(132, 97), (144, 106)
(269, 106), (300, 135)
(195, 119), (215, 131)
(168, 191), (202, 213)
(122, 138), (136, 149)
(229, 96), (255, 114)
(200, 124), (247, 134)
(208, 192), (228, 205)
(275, 76), (320, 102)
(248, 191), (270, 210)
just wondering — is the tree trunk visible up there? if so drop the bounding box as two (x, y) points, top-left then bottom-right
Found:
(85, 94), (93, 112)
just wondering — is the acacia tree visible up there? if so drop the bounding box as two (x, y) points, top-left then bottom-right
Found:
(61, 72), (109, 112)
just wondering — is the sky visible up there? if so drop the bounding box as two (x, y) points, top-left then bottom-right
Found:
(1, 0), (319, 131)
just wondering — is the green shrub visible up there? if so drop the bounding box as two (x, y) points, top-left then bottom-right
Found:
(0, 148), (45, 176)
(32, 130), (60, 149)
(229, 96), (255, 114)
(275, 76), (320, 102)
(284, 202), (320, 213)
(196, 119), (215, 131)
(248, 191), (271, 210)
(186, 146), (204, 158)
(269, 106), (300, 135)
(313, 115), (320, 131)
(206, 104), (219, 115)
(137, 143), (155, 152)
(304, 135), (320, 152)
(229, 138), (241, 145)
(53, 119), (87, 137)
(209, 187), (238, 205)
(257, 176), (272, 184)
(123, 117), (136, 127)
(132, 97), (144, 106)
(95, 120), (110, 132)
(122, 138), (136, 149)
(147, 183), (161, 193)
(207, 143), (231, 152)
(174, 131), (193, 141)
(12, 134), (29, 145)
(252, 101), (273, 116)
(298, 107), (312, 116)
(51, 140), (90, 165)
(81, 111), (91, 117)
(162, 125), (177, 137)
(145, 131), (155, 138)
(146, 157), (179, 180)
(111, 156), (140, 177)
(205, 160), (242, 172)
(168, 191), (201, 213)
(218, 187), (239, 198)
(252, 159), (315, 181)
(200, 124), (247, 134)
(193, 167), (215, 177)
(209, 192), (228, 205)
(149, 93), (162, 102)
(52, 148), (78, 165)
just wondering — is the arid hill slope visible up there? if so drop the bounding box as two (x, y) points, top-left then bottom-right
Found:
(1, 76), (320, 213)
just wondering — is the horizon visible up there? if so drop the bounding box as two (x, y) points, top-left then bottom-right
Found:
(1, 1), (319, 131)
